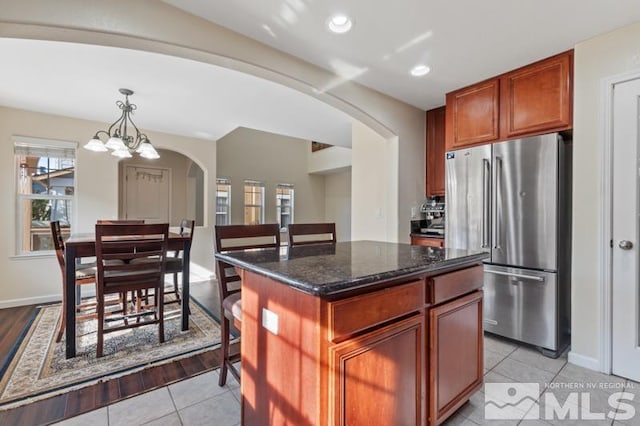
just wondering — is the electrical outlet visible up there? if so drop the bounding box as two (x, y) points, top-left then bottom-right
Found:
(262, 308), (279, 335)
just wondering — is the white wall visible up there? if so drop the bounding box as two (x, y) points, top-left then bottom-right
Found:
(216, 127), (327, 226)
(308, 146), (352, 174)
(571, 22), (640, 368)
(324, 169), (352, 242)
(351, 120), (398, 242)
(0, 0), (425, 243)
(0, 106), (216, 307)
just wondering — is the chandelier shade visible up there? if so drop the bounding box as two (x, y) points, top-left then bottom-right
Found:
(83, 88), (159, 159)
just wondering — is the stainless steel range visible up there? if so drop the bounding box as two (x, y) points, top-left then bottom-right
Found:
(445, 132), (572, 357)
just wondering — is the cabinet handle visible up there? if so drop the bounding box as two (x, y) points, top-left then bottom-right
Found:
(485, 270), (545, 282)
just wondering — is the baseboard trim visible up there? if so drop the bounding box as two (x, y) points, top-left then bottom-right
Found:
(568, 351), (601, 372)
(0, 295), (61, 309)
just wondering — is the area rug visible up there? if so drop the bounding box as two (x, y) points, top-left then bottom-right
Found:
(0, 297), (221, 409)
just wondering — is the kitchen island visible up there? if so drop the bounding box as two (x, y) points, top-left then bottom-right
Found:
(215, 241), (488, 425)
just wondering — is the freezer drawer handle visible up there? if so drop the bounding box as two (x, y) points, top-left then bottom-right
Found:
(485, 270), (545, 282)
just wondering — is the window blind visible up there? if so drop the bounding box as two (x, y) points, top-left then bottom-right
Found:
(14, 136), (77, 159)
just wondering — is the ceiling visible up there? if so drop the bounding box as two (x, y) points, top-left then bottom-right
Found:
(2, 5), (639, 148)
(163, 0), (640, 110)
(0, 38), (353, 147)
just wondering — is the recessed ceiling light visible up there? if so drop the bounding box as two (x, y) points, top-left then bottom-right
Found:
(327, 14), (353, 34)
(410, 65), (431, 77)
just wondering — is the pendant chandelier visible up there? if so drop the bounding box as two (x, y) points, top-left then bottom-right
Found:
(83, 88), (159, 159)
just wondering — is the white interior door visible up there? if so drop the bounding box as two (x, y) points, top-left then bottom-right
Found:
(124, 165), (170, 223)
(612, 77), (640, 382)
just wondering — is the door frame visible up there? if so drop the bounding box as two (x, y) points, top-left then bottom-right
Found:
(599, 69), (640, 374)
(122, 164), (172, 222)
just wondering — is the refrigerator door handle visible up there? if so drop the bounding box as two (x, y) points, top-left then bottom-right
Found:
(485, 269), (545, 282)
(493, 156), (502, 250)
(482, 159), (490, 248)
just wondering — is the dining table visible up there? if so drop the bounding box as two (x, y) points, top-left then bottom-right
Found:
(64, 232), (192, 359)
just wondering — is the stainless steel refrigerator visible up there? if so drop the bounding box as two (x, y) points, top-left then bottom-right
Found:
(445, 132), (571, 357)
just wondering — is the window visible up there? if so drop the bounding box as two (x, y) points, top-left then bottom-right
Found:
(216, 178), (231, 226)
(244, 180), (265, 225)
(15, 138), (76, 255)
(276, 184), (294, 231)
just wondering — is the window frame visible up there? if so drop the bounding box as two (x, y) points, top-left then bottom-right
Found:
(276, 183), (294, 232)
(243, 180), (265, 225)
(216, 177), (232, 226)
(14, 136), (77, 257)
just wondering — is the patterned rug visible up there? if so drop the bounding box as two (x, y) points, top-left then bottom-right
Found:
(0, 297), (221, 409)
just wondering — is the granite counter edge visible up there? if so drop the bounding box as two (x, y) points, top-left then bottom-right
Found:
(215, 252), (488, 297)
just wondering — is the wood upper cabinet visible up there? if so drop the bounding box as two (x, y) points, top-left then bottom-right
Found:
(429, 290), (484, 425)
(426, 106), (446, 196)
(500, 50), (573, 138)
(445, 50), (574, 150)
(445, 78), (500, 151)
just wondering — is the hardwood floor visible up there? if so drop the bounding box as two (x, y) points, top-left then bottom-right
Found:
(0, 305), (38, 373)
(0, 349), (227, 426)
(0, 280), (233, 425)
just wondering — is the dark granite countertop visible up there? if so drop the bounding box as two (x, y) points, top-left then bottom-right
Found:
(215, 240), (488, 297)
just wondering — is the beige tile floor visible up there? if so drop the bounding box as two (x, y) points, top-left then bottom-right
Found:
(54, 334), (640, 426)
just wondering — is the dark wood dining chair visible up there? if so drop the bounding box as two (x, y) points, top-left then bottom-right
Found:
(287, 223), (337, 246)
(164, 219), (195, 304)
(97, 220), (145, 309)
(214, 223), (281, 386)
(51, 221), (99, 343)
(95, 223), (169, 358)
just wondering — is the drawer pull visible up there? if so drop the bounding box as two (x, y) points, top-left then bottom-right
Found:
(485, 270), (545, 282)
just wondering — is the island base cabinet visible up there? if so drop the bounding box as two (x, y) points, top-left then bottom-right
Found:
(330, 315), (425, 426)
(429, 290), (484, 425)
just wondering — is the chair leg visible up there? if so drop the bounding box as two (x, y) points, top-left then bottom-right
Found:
(157, 285), (165, 344)
(123, 292), (129, 326)
(97, 293), (105, 358)
(55, 305), (65, 343)
(173, 273), (180, 302)
(219, 316), (230, 386)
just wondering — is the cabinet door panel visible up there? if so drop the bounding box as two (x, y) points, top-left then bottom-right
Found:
(501, 51), (572, 137)
(330, 315), (425, 426)
(446, 79), (500, 150)
(427, 106), (446, 196)
(429, 290), (483, 425)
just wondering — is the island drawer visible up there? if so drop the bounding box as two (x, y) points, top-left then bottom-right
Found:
(328, 280), (425, 342)
(429, 265), (483, 305)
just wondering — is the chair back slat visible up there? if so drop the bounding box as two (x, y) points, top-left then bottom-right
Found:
(214, 224), (280, 301)
(95, 223), (169, 294)
(288, 223), (336, 246)
(97, 219), (145, 225)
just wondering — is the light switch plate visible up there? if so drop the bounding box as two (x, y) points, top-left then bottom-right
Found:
(262, 308), (279, 335)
